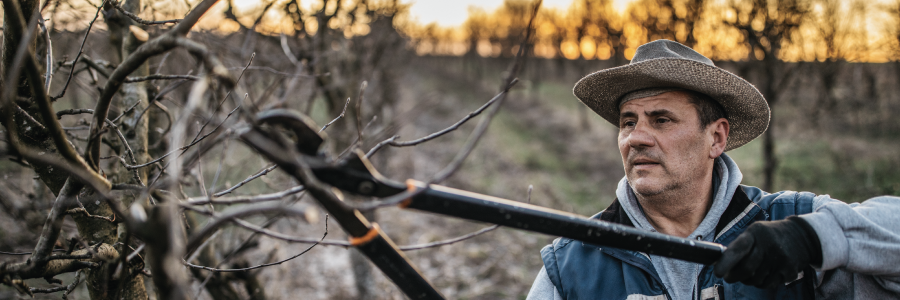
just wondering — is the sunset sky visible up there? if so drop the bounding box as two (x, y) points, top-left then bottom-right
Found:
(406, 0), (633, 26)
(206, 0), (898, 62)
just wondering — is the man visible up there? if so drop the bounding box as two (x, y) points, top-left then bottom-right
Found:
(526, 40), (900, 300)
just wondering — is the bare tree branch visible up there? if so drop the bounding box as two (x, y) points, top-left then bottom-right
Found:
(83, 0), (226, 171)
(125, 74), (199, 82)
(37, 17), (52, 92)
(113, 2), (181, 25)
(187, 185), (305, 206)
(213, 164), (278, 197)
(183, 215), (328, 272)
(320, 97), (351, 132)
(51, 0), (103, 100)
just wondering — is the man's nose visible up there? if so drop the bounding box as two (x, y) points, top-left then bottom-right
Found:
(626, 122), (656, 148)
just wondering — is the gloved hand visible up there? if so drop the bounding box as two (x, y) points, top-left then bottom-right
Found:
(713, 216), (823, 289)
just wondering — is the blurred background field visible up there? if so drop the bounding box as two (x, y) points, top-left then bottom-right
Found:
(2, 0), (900, 299)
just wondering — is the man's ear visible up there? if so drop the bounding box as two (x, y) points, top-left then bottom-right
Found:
(709, 118), (729, 159)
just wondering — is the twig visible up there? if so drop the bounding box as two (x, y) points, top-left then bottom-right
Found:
(15, 105), (48, 132)
(0, 0), (103, 184)
(104, 117), (145, 185)
(355, 81), (367, 144)
(131, 77), (188, 127)
(30, 285), (67, 293)
(111, 98), (143, 123)
(38, 16), (52, 92)
(320, 98), (350, 132)
(51, 0), (104, 100)
(527, 184), (534, 203)
(183, 215), (328, 272)
(83, 0), (225, 170)
(47, 253), (93, 260)
(66, 207), (115, 223)
(365, 135), (398, 157)
(114, 2), (180, 25)
(183, 206), (352, 263)
(428, 1), (539, 184)
(124, 74), (198, 82)
(398, 225), (499, 251)
(212, 164), (277, 197)
(61, 270), (83, 300)
(228, 66), (326, 77)
(126, 244), (144, 262)
(185, 53), (254, 146)
(364, 84), (516, 158)
(124, 106), (239, 170)
(56, 108), (94, 119)
(68, 195), (116, 223)
(186, 185), (305, 206)
(279, 33), (299, 66)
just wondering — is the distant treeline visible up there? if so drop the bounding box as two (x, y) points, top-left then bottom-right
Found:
(403, 0), (899, 63)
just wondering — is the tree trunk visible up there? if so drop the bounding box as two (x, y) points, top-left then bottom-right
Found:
(2, 0), (70, 194)
(761, 59), (780, 192)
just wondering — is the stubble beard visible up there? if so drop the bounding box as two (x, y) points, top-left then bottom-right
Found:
(627, 148), (685, 206)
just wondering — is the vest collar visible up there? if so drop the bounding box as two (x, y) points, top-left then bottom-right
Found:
(597, 186), (754, 242)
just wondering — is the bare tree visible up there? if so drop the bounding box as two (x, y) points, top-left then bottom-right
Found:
(0, 0), (542, 299)
(722, 0), (809, 191)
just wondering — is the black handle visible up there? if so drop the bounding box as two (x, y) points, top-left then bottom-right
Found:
(352, 224), (445, 299)
(402, 180), (726, 265)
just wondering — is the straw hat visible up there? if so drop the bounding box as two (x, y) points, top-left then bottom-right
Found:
(573, 40), (770, 151)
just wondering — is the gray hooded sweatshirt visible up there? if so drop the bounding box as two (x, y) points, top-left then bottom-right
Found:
(527, 153), (900, 300)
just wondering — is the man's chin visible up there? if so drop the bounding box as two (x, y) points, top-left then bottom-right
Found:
(628, 178), (668, 197)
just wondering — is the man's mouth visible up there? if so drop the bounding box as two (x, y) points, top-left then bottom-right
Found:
(632, 159), (660, 169)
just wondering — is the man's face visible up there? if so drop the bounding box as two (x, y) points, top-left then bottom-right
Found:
(617, 91), (716, 197)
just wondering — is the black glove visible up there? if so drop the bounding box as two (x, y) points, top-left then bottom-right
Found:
(713, 216), (823, 289)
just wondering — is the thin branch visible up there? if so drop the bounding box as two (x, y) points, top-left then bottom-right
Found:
(30, 285), (67, 293)
(184, 205), (348, 258)
(364, 83), (517, 159)
(111, 98), (142, 123)
(107, 123), (143, 187)
(227, 66), (326, 77)
(51, 0), (103, 100)
(83, 0), (224, 170)
(0, 0), (102, 183)
(61, 270), (83, 299)
(47, 254), (93, 260)
(186, 185), (305, 206)
(355, 81), (367, 144)
(56, 108), (94, 119)
(428, 1), (539, 184)
(365, 135), (398, 158)
(66, 207), (115, 223)
(124, 74), (198, 83)
(124, 106), (239, 170)
(15, 105), (48, 132)
(77, 55), (112, 78)
(398, 225), (499, 251)
(184, 53), (253, 147)
(114, 2), (181, 25)
(279, 33), (299, 66)
(212, 164), (277, 197)
(320, 97), (350, 132)
(38, 17), (52, 92)
(183, 215), (328, 272)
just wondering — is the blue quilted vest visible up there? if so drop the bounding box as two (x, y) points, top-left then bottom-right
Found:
(540, 185), (818, 300)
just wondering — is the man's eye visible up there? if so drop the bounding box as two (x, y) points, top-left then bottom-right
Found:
(656, 118), (670, 124)
(621, 121), (636, 127)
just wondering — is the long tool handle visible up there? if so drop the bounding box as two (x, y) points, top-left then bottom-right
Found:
(401, 180), (726, 265)
(239, 128), (445, 300)
(351, 224), (444, 299)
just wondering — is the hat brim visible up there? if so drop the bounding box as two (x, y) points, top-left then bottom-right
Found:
(573, 57), (770, 151)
